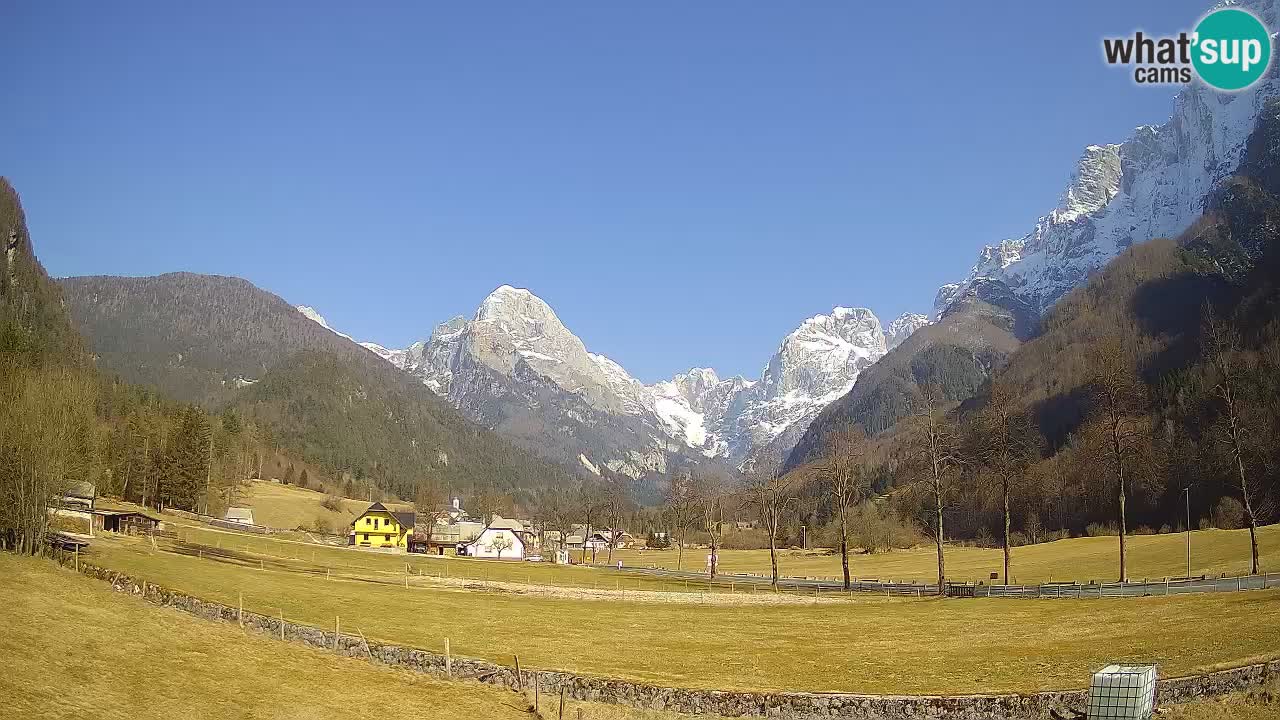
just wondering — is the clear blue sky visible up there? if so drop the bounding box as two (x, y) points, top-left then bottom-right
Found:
(5, 1), (1208, 382)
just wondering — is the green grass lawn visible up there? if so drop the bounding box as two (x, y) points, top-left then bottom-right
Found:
(78, 534), (1280, 696)
(0, 552), (708, 720)
(614, 524), (1280, 583)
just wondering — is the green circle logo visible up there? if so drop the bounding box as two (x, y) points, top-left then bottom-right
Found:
(1192, 8), (1272, 91)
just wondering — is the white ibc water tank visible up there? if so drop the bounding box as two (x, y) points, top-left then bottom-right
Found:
(1087, 664), (1157, 720)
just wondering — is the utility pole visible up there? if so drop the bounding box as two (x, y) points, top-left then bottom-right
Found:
(1184, 486), (1192, 579)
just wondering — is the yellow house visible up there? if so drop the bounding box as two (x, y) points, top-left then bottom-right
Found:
(349, 502), (416, 549)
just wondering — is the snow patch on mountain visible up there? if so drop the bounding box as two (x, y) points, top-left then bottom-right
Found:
(360, 342), (409, 369)
(296, 305), (353, 341)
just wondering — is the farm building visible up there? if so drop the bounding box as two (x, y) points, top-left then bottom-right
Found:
(92, 504), (163, 535)
(223, 507), (255, 525)
(48, 482), (97, 535)
(48, 486), (164, 537)
(414, 518), (484, 552)
(460, 516), (533, 559)
(585, 529), (635, 549)
(349, 502), (415, 550)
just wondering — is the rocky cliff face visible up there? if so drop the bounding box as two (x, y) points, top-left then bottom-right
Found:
(885, 312), (930, 349)
(652, 307), (894, 469)
(936, 3), (1280, 322)
(340, 286), (917, 475)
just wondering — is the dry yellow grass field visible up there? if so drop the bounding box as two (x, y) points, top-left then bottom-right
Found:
(80, 534), (1280, 696)
(612, 524), (1280, 583)
(1162, 684), (1280, 720)
(4, 550), (1277, 718)
(0, 552), (710, 720)
(231, 480), (408, 531)
(161, 520), (1277, 596)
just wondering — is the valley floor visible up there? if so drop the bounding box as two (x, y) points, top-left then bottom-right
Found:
(70, 531), (1280, 696)
(2, 550), (1279, 719)
(0, 552), (700, 720)
(611, 524), (1280, 584)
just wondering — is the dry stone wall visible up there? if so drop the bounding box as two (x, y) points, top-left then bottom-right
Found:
(74, 562), (1278, 719)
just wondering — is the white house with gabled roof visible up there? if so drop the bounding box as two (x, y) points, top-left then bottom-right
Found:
(460, 515), (531, 559)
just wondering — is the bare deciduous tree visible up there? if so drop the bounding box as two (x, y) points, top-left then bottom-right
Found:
(820, 425), (870, 590)
(534, 484), (578, 558)
(744, 466), (797, 587)
(1203, 307), (1265, 574)
(974, 381), (1041, 583)
(577, 479), (608, 564)
(664, 472), (700, 571)
(413, 476), (448, 551)
(602, 474), (634, 565)
(911, 386), (963, 595)
(1083, 335), (1151, 583)
(0, 366), (97, 554)
(488, 532), (513, 558)
(694, 471), (730, 578)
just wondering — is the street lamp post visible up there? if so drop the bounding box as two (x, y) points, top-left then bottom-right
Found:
(1184, 486), (1192, 579)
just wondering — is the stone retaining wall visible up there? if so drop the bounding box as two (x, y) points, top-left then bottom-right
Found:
(74, 562), (1278, 719)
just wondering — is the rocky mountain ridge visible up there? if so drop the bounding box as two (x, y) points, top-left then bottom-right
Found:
(935, 1), (1280, 323)
(305, 290), (927, 475)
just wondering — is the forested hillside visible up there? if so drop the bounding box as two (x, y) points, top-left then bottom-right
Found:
(788, 103), (1280, 566)
(0, 178), (85, 368)
(230, 350), (576, 503)
(59, 271), (578, 501)
(1, 178), (289, 549)
(59, 272), (378, 406)
(785, 293), (1022, 469)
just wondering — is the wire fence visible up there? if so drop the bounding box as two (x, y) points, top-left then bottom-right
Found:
(122, 529), (1280, 601)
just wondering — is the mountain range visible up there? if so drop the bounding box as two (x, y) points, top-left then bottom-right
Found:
(299, 291), (927, 477)
(287, 0), (1280, 481)
(787, 0), (1280, 468)
(45, 0), (1280, 491)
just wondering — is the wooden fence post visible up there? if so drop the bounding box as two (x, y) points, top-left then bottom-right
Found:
(559, 684), (567, 719)
(335, 615), (340, 650)
(238, 592), (243, 627)
(515, 655), (523, 691)
(445, 637), (452, 678)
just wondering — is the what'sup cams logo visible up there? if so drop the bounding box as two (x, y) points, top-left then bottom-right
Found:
(1103, 7), (1272, 91)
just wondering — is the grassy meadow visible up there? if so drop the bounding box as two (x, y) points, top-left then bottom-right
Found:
(78, 532), (1280, 695)
(231, 479), (401, 532)
(0, 552), (708, 720)
(164, 518), (1278, 594)
(613, 524), (1280, 583)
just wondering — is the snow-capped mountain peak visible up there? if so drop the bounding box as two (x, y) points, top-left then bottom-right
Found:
(359, 291), (892, 473)
(296, 305), (353, 341)
(936, 0), (1280, 321)
(886, 312), (930, 349)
